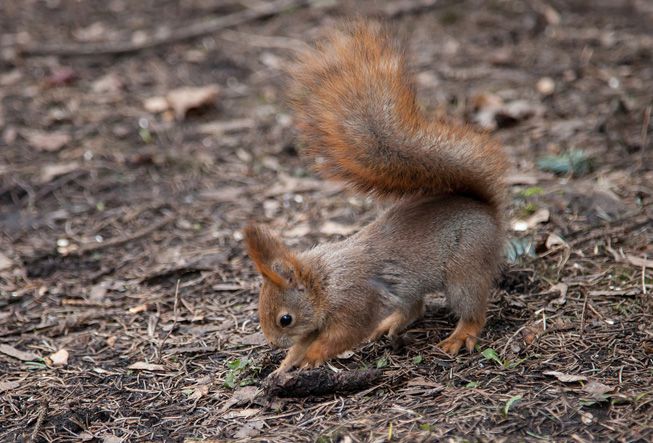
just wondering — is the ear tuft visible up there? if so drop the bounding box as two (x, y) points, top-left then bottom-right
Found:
(243, 224), (294, 287)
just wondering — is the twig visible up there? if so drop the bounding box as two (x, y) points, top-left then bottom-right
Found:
(641, 104), (651, 168)
(19, 0), (306, 56)
(568, 217), (651, 247)
(77, 212), (176, 254)
(157, 279), (181, 361)
(29, 399), (49, 443)
(264, 368), (384, 397)
(579, 289), (589, 339)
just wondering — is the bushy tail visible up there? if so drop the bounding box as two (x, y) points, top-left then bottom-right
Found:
(288, 21), (508, 209)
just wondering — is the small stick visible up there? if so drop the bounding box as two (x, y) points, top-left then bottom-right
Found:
(29, 399), (49, 443)
(264, 368), (384, 398)
(157, 279), (181, 360)
(579, 289), (589, 339)
(78, 213), (175, 254)
(641, 104), (651, 168)
(19, 0), (306, 56)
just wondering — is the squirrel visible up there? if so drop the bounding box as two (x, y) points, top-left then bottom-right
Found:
(244, 21), (509, 374)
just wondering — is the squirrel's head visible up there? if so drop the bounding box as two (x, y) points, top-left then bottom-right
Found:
(243, 224), (319, 349)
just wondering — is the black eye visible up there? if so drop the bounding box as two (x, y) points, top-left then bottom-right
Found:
(279, 314), (292, 327)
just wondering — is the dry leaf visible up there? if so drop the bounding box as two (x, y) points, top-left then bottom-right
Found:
(545, 233), (568, 249)
(188, 384), (209, 401)
(40, 162), (80, 183)
(511, 208), (550, 232)
(48, 349), (69, 366)
(25, 130), (71, 152)
(233, 420), (264, 439)
(337, 350), (355, 359)
(166, 85), (220, 119)
(583, 380), (613, 396)
(0, 380), (21, 393)
(548, 283), (568, 306)
(0, 252), (13, 271)
(543, 370), (587, 383)
(128, 362), (166, 371)
(221, 386), (261, 412)
(0, 344), (39, 361)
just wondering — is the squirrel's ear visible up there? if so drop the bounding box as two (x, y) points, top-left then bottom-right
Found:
(243, 224), (294, 287)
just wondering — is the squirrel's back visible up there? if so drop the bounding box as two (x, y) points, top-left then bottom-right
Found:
(288, 21), (508, 211)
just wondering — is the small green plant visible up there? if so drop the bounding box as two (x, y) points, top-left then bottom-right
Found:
(376, 355), (388, 369)
(503, 395), (522, 416)
(223, 358), (258, 389)
(481, 347), (528, 369)
(519, 186), (544, 198)
(412, 355), (423, 365)
(465, 381), (480, 388)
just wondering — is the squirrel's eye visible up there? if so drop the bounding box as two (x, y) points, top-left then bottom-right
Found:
(279, 314), (293, 327)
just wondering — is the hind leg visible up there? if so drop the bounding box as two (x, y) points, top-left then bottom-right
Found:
(369, 299), (424, 342)
(438, 274), (490, 355)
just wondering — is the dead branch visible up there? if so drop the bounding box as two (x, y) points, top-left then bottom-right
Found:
(264, 368), (384, 398)
(20, 0), (306, 56)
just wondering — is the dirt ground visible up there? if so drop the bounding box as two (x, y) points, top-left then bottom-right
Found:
(1, 0), (652, 441)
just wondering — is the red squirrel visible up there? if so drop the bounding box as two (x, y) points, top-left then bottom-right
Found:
(244, 21), (509, 374)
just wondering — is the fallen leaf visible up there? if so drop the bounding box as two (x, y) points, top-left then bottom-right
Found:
(233, 420), (264, 439)
(543, 370), (588, 383)
(548, 283), (568, 306)
(0, 344), (39, 361)
(48, 349), (69, 366)
(473, 93), (543, 130)
(128, 362), (166, 371)
(583, 381), (613, 396)
(220, 386), (261, 412)
(188, 384), (209, 401)
(25, 130), (71, 152)
(511, 208), (550, 232)
(337, 350), (355, 359)
(0, 380), (21, 393)
(166, 85), (220, 120)
(40, 162), (79, 183)
(545, 233), (568, 249)
(0, 252), (13, 271)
